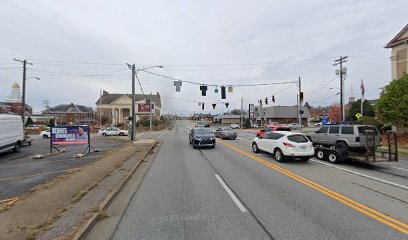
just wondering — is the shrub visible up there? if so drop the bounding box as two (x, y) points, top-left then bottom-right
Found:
(357, 116), (384, 130)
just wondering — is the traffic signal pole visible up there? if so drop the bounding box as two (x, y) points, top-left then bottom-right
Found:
(298, 76), (302, 127)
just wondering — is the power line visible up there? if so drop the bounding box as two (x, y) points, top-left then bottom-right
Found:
(142, 70), (296, 87)
(305, 76), (338, 94)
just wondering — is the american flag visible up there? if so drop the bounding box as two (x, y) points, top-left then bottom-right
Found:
(360, 79), (365, 96)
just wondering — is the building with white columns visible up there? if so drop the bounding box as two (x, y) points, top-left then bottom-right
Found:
(95, 91), (161, 126)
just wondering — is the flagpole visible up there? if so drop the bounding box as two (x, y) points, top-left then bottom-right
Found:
(99, 86), (102, 127)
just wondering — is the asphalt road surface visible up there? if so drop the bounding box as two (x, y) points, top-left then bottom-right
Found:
(95, 121), (408, 239)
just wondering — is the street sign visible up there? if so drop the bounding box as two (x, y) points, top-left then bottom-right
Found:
(355, 113), (362, 119)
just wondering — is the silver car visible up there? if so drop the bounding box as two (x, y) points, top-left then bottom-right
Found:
(214, 127), (237, 140)
(306, 125), (381, 151)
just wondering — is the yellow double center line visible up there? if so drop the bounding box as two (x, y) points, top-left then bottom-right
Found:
(219, 140), (408, 235)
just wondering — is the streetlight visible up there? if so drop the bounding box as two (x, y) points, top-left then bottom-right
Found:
(126, 64), (163, 140)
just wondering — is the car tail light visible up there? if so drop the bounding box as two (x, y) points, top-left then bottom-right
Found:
(283, 142), (293, 147)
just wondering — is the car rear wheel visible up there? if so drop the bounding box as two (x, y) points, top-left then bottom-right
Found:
(102, 133), (107, 136)
(252, 143), (260, 153)
(335, 142), (349, 153)
(43, 134), (49, 138)
(274, 148), (285, 162)
(12, 142), (21, 153)
(119, 132), (124, 136)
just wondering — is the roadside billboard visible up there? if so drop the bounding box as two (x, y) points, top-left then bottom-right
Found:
(51, 126), (90, 145)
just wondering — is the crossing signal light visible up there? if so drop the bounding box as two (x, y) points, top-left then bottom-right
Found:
(221, 86), (226, 99)
(225, 102), (229, 108)
(272, 95), (275, 103)
(212, 104), (216, 109)
(299, 92), (304, 101)
(200, 85), (208, 96)
(265, 97), (268, 105)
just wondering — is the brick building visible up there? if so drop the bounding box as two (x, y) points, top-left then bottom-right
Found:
(42, 103), (95, 125)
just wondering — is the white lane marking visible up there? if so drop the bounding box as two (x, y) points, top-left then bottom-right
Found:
(215, 174), (247, 213)
(310, 159), (408, 191)
(390, 166), (408, 172)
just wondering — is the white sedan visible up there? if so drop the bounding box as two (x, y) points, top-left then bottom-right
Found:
(252, 131), (314, 162)
(230, 124), (240, 129)
(98, 127), (128, 136)
(40, 129), (51, 138)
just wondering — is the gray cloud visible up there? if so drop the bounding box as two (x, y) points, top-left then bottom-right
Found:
(0, 0), (406, 115)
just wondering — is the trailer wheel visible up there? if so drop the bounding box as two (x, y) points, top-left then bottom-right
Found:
(327, 151), (340, 164)
(316, 149), (325, 160)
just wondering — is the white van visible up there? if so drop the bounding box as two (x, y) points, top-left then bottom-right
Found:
(0, 114), (24, 153)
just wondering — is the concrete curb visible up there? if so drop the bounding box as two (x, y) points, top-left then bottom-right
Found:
(71, 140), (159, 240)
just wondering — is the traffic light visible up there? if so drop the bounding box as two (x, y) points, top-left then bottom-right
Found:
(265, 97), (268, 105)
(221, 86), (226, 99)
(272, 95), (275, 103)
(299, 110), (304, 114)
(202, 103), (205, 110)
(299, 92), (304, 101)
(225, 102), (229, 108)
(212, 104), (216, 109)
(214, 87), (218, 93)
(259, 99), (262, 106)
(174, 81), (182, 92)
(200, 85), (208, 96)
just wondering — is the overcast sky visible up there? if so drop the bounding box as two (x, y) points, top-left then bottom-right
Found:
(0, 0), (407, 115)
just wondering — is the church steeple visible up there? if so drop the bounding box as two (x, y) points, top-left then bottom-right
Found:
(6, 82), (22, 103)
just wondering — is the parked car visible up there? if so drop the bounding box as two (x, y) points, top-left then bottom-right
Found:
(195, 122), (206, 128)
(256, 126), (291, 137)
(251, 123), (260, 128)
(23, 133), (32, 146)
(266, 122), (279, 127)
(214, 127), (237, 139)
(252, 131), (314, 162)
(288, 123), (302, 130)
(306, 125), (381, 152)
(189, 128), (216, 148)
(98, 127), (128, 136)
(40, 129), (51, 138)
(230, 124), (240, 129)
(314, 122), (322, 127)
(0, 114), (24, 153)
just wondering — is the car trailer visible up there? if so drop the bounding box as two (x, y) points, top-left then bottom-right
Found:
(314, 130), (398, 164)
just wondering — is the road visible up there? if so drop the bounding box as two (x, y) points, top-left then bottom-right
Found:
(90, 120), (408, 240)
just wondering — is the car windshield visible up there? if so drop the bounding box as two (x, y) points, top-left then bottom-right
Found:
(194, 128), (212, 135)
(287, 134), (309, 143)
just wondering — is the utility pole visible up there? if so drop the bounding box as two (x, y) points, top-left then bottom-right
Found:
(298, 77), (302, 126)
(13, 59), (33, 125)
(127, 63), (136, 141)
(240, 97), (243, 128)
(334, 56), (348, 122)
(148, 96), (153, 131)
